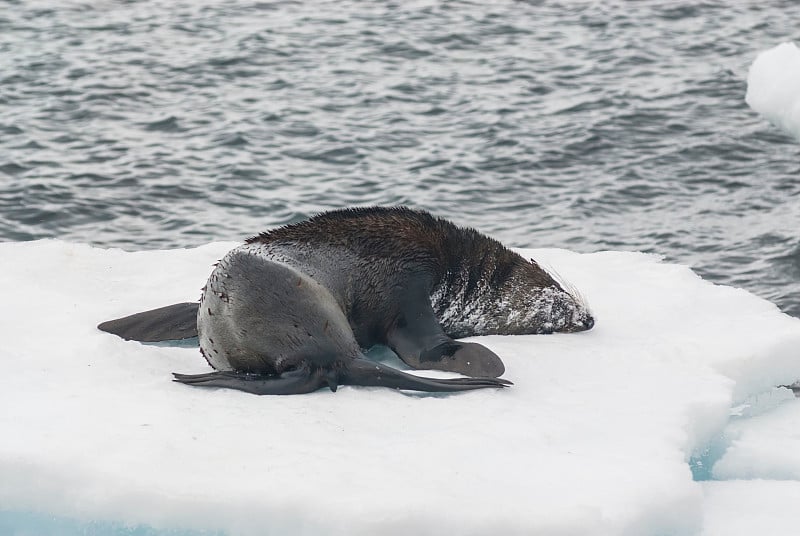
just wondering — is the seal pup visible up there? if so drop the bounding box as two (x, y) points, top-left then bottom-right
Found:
(99, 207), (593, 394)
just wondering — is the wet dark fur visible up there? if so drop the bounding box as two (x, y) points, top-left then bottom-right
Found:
(245, 207), (568, 343)
(247, 207), (555, 292)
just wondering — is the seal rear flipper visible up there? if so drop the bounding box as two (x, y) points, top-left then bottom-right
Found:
(340, 357), (510, 392)
(173, 365), (329, 395)
(98, 302), (200, 342)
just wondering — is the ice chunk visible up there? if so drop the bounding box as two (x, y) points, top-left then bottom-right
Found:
(712, 394), (800, 481)
(1, 241), (800, 534)
(746, 41), (800, 141)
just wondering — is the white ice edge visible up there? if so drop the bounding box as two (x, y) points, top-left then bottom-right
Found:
(1, 240), (799, 535)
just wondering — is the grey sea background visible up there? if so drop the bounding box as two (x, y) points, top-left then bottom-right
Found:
(1, 0), (799, 317)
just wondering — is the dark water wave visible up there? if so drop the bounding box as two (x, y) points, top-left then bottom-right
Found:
(1, 0), (800, 316)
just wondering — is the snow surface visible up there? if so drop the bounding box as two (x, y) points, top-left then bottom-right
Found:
(2, 240), (800, 535)
(746, 41), (800, 141)
(701, 480), (800, 536)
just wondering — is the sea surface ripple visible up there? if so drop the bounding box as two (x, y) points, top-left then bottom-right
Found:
(1, 0), (799, 316)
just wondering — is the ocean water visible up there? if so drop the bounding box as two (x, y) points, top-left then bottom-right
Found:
(1, 0), (799, 317)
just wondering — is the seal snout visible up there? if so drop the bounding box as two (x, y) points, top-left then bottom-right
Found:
(555, 306), (594, 334)
(568, 311), (594, 333)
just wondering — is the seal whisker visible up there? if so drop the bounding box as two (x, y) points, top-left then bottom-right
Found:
(538, 261), (588, 310)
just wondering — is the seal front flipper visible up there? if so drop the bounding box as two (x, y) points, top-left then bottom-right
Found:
(420, 340), (505, 378)
(390, 330), (505, 378)
(98, 302), (200, 342)
(385, 280), (505, 378)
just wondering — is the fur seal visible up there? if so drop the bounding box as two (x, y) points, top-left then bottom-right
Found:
(99, 207), (593, 394)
